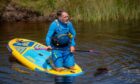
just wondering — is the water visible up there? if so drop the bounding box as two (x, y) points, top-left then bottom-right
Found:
(0, 21), (140, 84)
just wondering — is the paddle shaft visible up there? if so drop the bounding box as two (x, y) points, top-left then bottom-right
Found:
(35, 48), (94, 53)
(75, 50), (93, 52)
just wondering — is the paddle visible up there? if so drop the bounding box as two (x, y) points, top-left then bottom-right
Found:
(35, 47), (99, 54)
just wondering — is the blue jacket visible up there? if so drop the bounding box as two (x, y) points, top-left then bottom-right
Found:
(46, 19), (76, 47)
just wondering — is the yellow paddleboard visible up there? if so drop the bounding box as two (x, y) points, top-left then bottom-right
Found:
(8, 38), (83, 76)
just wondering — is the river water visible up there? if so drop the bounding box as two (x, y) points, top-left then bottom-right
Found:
(0, 21), (140, 84)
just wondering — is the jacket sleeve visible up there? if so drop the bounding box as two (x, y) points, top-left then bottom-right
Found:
(46, 22), (56, 46)
(69, 22), (76, 46)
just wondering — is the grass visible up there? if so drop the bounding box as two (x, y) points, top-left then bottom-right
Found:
(11, 0), (57, 16)
(0, 0), (140, 22)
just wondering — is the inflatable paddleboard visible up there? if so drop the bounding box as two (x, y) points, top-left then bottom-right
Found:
(8, 38), (83, 76)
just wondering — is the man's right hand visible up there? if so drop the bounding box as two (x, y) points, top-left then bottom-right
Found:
(45, 46), (52, 50)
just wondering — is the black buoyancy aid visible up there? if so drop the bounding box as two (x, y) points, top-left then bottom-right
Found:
(51, 20), (73, 47)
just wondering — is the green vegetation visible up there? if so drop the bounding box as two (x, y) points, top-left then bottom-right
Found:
(60, 0), (140, 22)
(12, 0), (57, 16)
(1, 0), (140, 22)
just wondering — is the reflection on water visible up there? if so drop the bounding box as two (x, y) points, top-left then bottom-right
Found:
(54, 76), (75, 84)
(0, 21), (140, 84)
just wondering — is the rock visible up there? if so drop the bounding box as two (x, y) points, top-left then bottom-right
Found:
(48, 12), (56, 21)
(94, 67), (109, 77)
(0, 2), (44, 22)
(0, 1), (60, 22)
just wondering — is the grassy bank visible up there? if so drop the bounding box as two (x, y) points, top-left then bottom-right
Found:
(1, 0), (140, 22)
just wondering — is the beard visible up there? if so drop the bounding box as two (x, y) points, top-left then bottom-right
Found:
(64, 19), (69, 24)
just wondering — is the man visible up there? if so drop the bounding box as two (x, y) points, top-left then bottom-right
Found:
(46, 10), (76, 71)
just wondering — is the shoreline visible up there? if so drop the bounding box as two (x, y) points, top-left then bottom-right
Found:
(0, 0), (139, 22)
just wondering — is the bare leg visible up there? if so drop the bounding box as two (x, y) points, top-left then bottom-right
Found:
(54, 67), (65, 72)
(69, 66), (76, 70)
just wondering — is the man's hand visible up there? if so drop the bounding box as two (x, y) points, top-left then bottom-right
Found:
(70, 46), (75, 53)
(45, 46), (52, 50)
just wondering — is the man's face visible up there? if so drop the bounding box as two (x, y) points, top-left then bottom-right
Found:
(59, 12), (69, 24)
